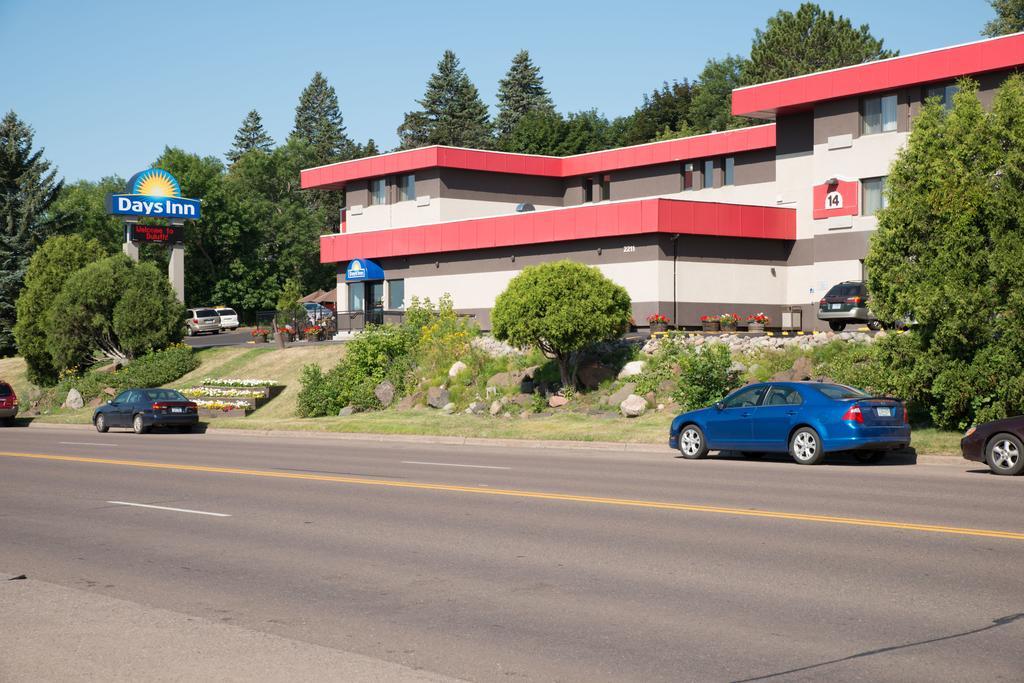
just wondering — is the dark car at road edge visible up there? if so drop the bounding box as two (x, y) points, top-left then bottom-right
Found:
(961, 416), (1024, 476)
(93, 388), (198, 434)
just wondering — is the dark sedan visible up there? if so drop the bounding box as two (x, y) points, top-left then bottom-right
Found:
(961, 416), (1024, 476)
(93, 388), (198, 434)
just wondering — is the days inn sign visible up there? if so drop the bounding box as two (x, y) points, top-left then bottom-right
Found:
(106, 168), (201, 219)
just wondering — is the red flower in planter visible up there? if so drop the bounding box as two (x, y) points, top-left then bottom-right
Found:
(647, 313), (670, 324)
(747, 312), (769, 324)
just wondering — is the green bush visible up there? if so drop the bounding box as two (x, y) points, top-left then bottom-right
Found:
(809, 341), (884, 393)
(671, 343), (741, 411)
(112, 344), (198, 388)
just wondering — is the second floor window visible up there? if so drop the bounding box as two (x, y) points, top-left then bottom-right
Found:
(583, 178), (594, 203)
(398, 174), (415, 202)
(925, 83), (959, 111)
(370, 178), (387, 205)
(601, 175), (611, 201)
(863, 93), (898, 135)
(723, 157), (735, 186)
(703, 159), (714, 189)
(862, 176), (888, 216)
(683, 162), (694, 190)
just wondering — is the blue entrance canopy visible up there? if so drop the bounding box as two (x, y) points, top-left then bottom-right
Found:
(345, 258), (385, 282)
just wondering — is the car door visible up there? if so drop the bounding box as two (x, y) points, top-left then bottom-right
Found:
(750, 384), (805, 452)
(106, 390), (133, 427)
(702, 385), (768, 450)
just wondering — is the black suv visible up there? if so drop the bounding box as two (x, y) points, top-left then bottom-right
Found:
(817, 281), (881, 332)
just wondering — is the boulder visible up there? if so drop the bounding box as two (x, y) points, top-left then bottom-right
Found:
(448, 361), (468, 379)
(441, 402), (456, 415)
(486, 366), (539, 391)
(604, 382), (637, 407)
(489, 400), (502, 416)
(772, 355), (814, 382)
(644, 391), (657, 406)
(374, 380), (395, 407)
(619, 394), (648, 418)
(427, 386), (450, 409)
(338, 406), (356, 417)
(466, 401), (488, 415)
(548, 395), (569, 408)
(63, 388), (84, 410)
(87, 396), (105, 409)
(102, 387), (117, 397)
(578, 362), (616, 390)
(617, 360), (646, 379)
(471, 336), (522, 357)
(395, 391), (423, 410)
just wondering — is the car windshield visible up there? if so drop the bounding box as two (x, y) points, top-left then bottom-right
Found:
(195, 309), (218, 317)
(826, 284), (863, 297)
(0, 383), (11, 397)
(145, 389), (187, 401)
(216, 308), (236, 316)
(813, 384), (872, 400)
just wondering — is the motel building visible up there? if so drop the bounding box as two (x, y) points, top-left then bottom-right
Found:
(302, 32), (1024, 333)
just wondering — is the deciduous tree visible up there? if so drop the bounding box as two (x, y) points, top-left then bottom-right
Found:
(983, 0), (1024, 36)
(491, 261), (632, 388)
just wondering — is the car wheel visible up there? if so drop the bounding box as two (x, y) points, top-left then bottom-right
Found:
(677, 425), (709, 460)
(186, 326), (193, 337)
(828, 321), (846, 332)
(95, 414), (109, 433)
(854, 451), (884, 464)
(986, 433), (1024, 476)
(132, 414), (148, 435)
(790, 427), (824, 465)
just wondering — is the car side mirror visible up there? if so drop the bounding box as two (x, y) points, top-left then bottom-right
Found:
(715, 402), (725, 411)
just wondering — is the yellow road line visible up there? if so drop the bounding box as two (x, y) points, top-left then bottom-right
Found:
(2, 450), (1022, 541)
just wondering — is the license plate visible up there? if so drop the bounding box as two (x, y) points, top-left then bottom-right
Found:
(830, 304), (841, 310)
(171, 407), (183, 414)
(876, 407), (892, 417)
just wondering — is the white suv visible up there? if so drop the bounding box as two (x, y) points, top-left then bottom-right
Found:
(215, 307), (239, 331)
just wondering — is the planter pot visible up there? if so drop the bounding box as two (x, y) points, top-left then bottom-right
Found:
(747, 322), (765, 333)
(650, 322), (668, 334)
(702, 321), (721, 332)
(721, 322), (738, 333)
(197, 407), (251, 419)
(254, 335), (268, 344)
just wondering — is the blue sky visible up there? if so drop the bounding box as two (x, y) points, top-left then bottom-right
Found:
(0, 0), (997, 182)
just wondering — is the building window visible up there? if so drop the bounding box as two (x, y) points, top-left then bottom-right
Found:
(397, 174), (415, 202)
(862, 176), (888, 216)
(583, 177), (594, 203)
(862, 93), (898, 134)
(348, 282), (365, 312)
(925, 83), (959, 111)
(387, 279), (405, 310)
(601, 174), (611, 201)
(683, 162), (694, 190)
(369, 178), (387, 205)
(723, 157), (735, 186)
(703, 159), (714, 189)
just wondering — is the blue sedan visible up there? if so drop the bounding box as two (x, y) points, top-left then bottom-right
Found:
(668, 382), (910, 465)
(93, 388), (198, 434)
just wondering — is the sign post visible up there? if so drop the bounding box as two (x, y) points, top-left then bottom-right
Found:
(107, 169), (200, 303)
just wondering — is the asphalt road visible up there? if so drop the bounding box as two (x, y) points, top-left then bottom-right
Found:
(183, 327), (254, 348)
(1, 426), (1022, 682)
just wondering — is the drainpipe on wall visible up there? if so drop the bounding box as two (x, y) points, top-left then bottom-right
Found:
(671, 234), (679, 328)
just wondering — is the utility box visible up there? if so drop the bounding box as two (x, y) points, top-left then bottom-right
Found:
(781, 307), (803, 331)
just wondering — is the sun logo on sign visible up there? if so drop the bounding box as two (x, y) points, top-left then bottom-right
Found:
(129, 169), (182, 198)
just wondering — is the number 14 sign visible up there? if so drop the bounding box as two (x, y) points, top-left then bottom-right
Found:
(812, 178), (859, 219)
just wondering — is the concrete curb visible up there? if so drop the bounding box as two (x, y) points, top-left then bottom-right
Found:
(23, 419), (963, 464)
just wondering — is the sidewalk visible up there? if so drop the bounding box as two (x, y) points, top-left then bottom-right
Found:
(0, 574), (459, 683)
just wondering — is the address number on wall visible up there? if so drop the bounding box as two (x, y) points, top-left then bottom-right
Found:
(825, 191), (843, 209)
(623, 245), (636, 253)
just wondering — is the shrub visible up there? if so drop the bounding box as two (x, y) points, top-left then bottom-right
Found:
(113, 344), (198, 388)
(671, 343), (741, 411)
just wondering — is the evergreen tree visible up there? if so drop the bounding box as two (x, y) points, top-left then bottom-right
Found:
(743, 3), (896, 86)
(397, 51), (493, 149)
(291, 72), (352, 165)
(983, 0), (1024, 36)
(0, 111), (63, 356)
(227, 110), (274, 163)
(495, 50), (555, 141)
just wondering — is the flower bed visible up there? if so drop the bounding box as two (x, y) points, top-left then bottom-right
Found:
(194, 398), (252, 418)
(202, 377), (277, 387)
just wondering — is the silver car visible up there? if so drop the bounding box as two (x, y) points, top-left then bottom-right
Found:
(215, 307), (239, 331)
(185, 308), (221, 336)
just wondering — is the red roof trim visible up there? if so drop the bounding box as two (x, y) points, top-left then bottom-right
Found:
(301, 125), (776, 190)
(319, 198), (795, 263)
(733, 32), (1024, 119)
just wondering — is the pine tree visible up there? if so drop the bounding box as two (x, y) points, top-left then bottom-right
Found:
(983, 0), (1024, 36)
(495, 50), (555, 141)
(291, 72), (352, 165)
(227, 110), (274, 163)
(397, 51), (493, 149)
(0, 111), (63, 356)
(743, 3), (896, 86)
